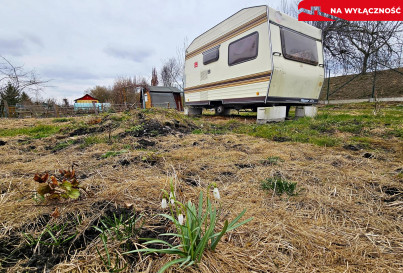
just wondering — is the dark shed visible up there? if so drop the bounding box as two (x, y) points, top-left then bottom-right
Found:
(140, 86), (184, 111)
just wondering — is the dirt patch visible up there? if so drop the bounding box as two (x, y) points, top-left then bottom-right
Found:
(382, 186), (402, 196)
(0, 234), (32, 270)
(220, 171), (234, 177)
(0, 201), (144, 272)
(119, 118), (196, 139)
(118, 158), (131, 166)
(343, 144), (364, 151)
(184, 177), (200, 187)
(363, 152), (375, 158)
(0, 219), (77, 272)
(331, 160), (343, 167)
(235, 163), (255, 169)
(273, 136), (291, 142)
(69, 126), (99, 136)
(137, 139), (156, 148)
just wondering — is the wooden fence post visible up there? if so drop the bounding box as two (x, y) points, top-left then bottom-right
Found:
(3, 101), (9, 118)
(53, 104), (59, 117)
(92, 102), (98, 115)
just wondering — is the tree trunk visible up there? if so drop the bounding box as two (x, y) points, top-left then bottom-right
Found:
(361, 54), (369, 75)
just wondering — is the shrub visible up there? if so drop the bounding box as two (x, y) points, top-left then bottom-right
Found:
(33, 167), (82, 201)
(80, 135), (108, 148)
(52, 140), (75, 152)
(52, 118), (72, 123)
(261, 156), (284, 166)
(101, 150), (128, 159)
(261, 177), (299, 196)
(125, 125), (144, 136)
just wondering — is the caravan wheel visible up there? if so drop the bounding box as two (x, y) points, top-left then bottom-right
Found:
(215, 105), (230, 116)
(215, 105), (225, 115)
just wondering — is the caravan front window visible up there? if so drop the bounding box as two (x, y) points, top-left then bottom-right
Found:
(280, 28), (318, 66)
(228, 32), (259, 66)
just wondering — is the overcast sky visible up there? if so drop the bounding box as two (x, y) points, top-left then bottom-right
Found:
(0, 0), (284, 103)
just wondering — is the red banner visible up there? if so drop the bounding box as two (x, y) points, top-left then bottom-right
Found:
(298, 0), (403, 21)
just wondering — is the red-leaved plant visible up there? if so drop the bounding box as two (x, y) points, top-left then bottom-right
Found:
(33, 166), (81, 200)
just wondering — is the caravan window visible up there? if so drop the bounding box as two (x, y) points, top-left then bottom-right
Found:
(228, 32), (259, 66)
(280, 28), (318, 65)
(203, 45), (220, 65)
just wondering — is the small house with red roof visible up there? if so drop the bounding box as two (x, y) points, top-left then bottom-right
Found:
(73, 94), (110, 112)
(74, 94), (99, 103)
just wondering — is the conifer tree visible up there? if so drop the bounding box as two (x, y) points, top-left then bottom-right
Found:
(0, 82), (21, 105)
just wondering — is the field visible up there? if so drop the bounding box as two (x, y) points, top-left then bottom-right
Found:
(0, 103), (402, 272)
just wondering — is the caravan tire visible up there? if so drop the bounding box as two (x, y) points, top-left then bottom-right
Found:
(215, 105), (226, 115)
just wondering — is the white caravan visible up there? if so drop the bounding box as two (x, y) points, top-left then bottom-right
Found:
(184, 6), (324, 114)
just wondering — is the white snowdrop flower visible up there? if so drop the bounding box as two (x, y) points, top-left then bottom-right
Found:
(161, 198), (168, 209)
(213, 187), (220, 200)
(169, 192), (175, 204)
(178, 214), (185, 225)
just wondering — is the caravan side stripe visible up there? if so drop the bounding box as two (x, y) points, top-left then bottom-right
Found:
(184, 70), (271, 93)
(185, 13), (268, 60)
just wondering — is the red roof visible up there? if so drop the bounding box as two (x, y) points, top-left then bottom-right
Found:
(74, 94), (98, 102)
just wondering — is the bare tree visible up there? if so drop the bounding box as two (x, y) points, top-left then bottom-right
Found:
(175, 37), (188, 90)
(151, 67), (159, 86)
(160, 38), (188, 89)
(87, 85), (112, 103)
(312, 20), (403, 74)
(62, 98), (69, 106)
(160, 58), (181, 87)
(0, 56), (47, 104)
(346, 21), (402, 74)
(136, 76), (148, 87)
(279, 1), (403, 75)
(46, 98), (57, 107)
(279, 0), (299, 17)
(111, 77), (137, 104)
(111, 76), (147, 104)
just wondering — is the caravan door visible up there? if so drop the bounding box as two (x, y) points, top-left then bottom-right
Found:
(267, 20), (324, 103)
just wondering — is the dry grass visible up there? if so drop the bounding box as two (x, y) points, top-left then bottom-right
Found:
(0, 108), (402, 272)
